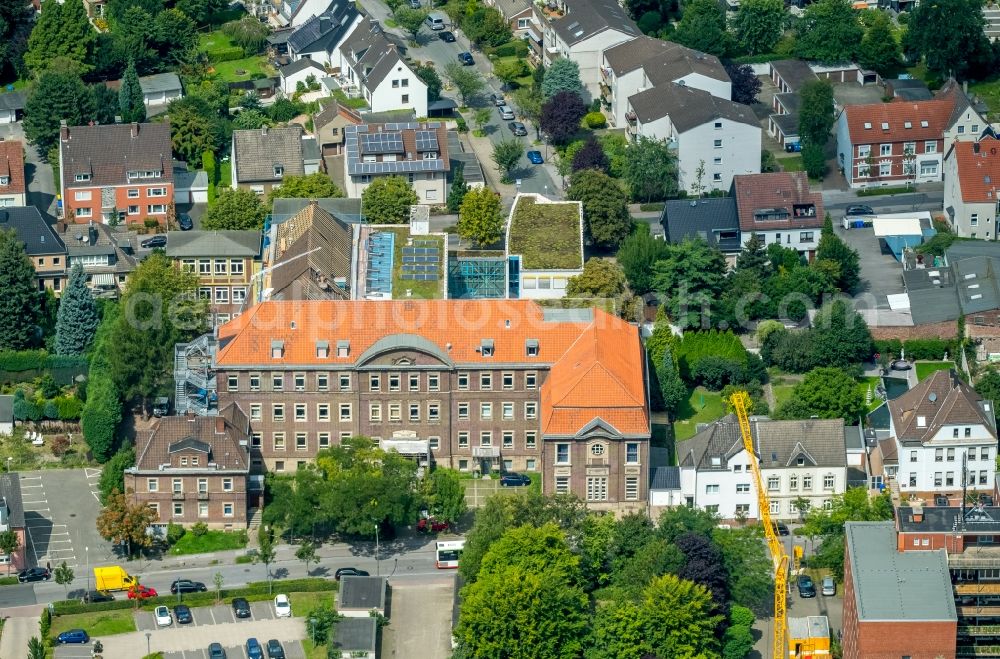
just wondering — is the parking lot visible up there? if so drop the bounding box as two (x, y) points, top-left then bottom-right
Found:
(19, 469), (112, 570)
(382, 577), (455, 659)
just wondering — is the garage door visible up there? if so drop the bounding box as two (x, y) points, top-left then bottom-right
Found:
(174, 188), (192, 204)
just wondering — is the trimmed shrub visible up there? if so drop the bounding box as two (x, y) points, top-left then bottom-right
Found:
(583, 111), (607, 129)
(0, 350), (87, 371)
(692, 356), (744, 391)
(902, 338), (955, 361)
(489, 40), (530, 58)
(874, 338), (902, 359)
(207, 47), (245, 63)
(672, 330), (749, 383)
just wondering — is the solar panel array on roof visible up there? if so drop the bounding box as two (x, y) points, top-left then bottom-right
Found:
(414, 130), (439, 152)
(401, 244), (439, 281)
(366, 232), (394, 295)
(360, 131), (404, 154)
(402, 264), (436, 273)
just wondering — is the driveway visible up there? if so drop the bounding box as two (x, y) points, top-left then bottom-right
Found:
(0, 122), (58, 217)
(381, 576), (456, 659)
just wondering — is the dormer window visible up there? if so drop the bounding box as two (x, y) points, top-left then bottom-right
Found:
(271, 340), (284, 359)
(273, 165), (284, 178)
(797, 456), (805, 466)
(526, 339), (539, 357)
(881, 122), (889, 130)
(75, 173), (91, 182)
(481, 339), (494, 357)
(337, 339), (350, 357)
(423, 152), (437, 160)
(316, 340), (329, 359)
(921, 120), (929, 128)
(904, 121), (912, 129)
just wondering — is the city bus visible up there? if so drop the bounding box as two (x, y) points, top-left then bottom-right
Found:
(436, 540), (465, 569)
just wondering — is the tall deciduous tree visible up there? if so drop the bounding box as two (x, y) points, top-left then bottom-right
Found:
(96, 488), (158, 557)
(725, 62), (762, 105)
(203, 188), (268, 230)
(0, 229), (40, 350)
(905, 0), (989, 80)
(617, 227), (671, 294)
(118, 60), (147, 123)
(55, 264), (99, 355)
(457, 187), (504, 247)
(414, 63), (442, 101)
(566, 169), (631, 248)
(24, 69), (96, 157)
(816, 225), (860, 293)
(422, 468), (467, 524)
(0, 0), (32, 77)
(24, 0), (95, 73)
(462, 7), (511, 47)
(673, 0), (734, 57)
(795, 0), (861, 63)
(393, 7), (427, 41)
(444, 61), (485, 106)
(221, 15), (271, 53)
(491, 139), (523, 184)
(622, 136), (678, 202)
(776, 366), (865, 421)
(798, 79), (835, 148)
(733, 0), (785, 55)
(540, 58), (583, 99)
(54, 561), (74, 593)
(566, 258), (626, 299)
(266, 173), (344, 203)
(361, 176), (419, 224)
(255, 525), (277, 593)
(801, 487), (892, 578)
(540, 90), (586, 146)
(571, 136), (609, 173)
(166, 96), (224, 167)
(513, 87), (543, 139)
(857, 10), (901, 76)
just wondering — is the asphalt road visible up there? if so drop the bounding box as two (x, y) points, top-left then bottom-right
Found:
(359, 0), (560, 195)
(821, 189), (944, 216)
(0, 121), (58, 218)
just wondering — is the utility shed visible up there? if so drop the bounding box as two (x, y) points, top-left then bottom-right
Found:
(338, 576), (387, 617)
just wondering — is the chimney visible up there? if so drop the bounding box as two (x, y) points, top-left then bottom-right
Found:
(59, 120), (69, 141)
(215, 417), (225, 434)
(88, 224), (98, 246)
(964, 80), (969, 95)
(130, 122), (139, 139)
(262, 126), (268, 136)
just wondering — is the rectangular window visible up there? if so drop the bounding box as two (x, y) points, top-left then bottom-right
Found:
(736, 483), (750, 493)
(713, 139), (722, 148)
(458, 431), (469, 448)
(799, 232), (814, 242)
(502, 431), (514, 449)
(824, 474), (835, 489)
(525, 431), (537, 449)
(946, 472), (955, 486)
(248, 373), (260, 391)
(389, 373), (401, 392)
(250, 404), (262, 421)
(947, 447), (956, 461)
(983, 447), (991, 461)
(925, 141), (937, 153)
(767, 476), (780, 491)
(294, 373), (305, 391)
(626, 442), (639, 464)
(294, 403), (307, 422)
(858, 144), (871, 157)
(318, 432), (330, 448)
(409, 403), (420, 422)
(524, 402), (537, 419)
(251, 432), (262, 448)
(147, 204), (166, 214)
(198, 502), (208, 518)
(428, 373), (439, 391)
(337, 373), (348, 391)
(230, 259), (244, 275)
(222, 478), (233, 492)
(369, 374), (380, 391)
(480, 372), (492, 390)
(480, 431), (492, 446)
(317, 404), (330, 421)
(214, 259), (228, 275)
(409, 373), (420, 391)
(127, 189), (139, 198)
(340, 403), (352, 422)
(147, 478), (158, 492)
(296, 432), (307, 450)
(227, 374), (239, 391)
(587, 477), (608, 501)
(879, 162), (891, 177)
(272, 404), (285, 422)
(555, 476), (569, 494)
(803, 475), (812, 490)
(127, 205), (139, 215)
(556, 443), (570, 464)
(526, 372), (537, 389)
(880, 144), (892, 156)
(934, 472), (943, 486)
(369, 403), (382, 423)
(910, 450), (918, 462)
(935, 448), (943, 462)
(272, 373), (283, 391)
(502, 372), (514, 390)
(427, 402), (440, 421)
(458, 372), (469, 390)
(387, 402), (401, 422)
(706, 484), (720, 494)
(429, 436), (440, 450)
(481, 402), (492, 420)
(625, 477), (639, 501)
(173, 502), (183, 516)
(223, 503), (234, 517)
(148, 187), (167, 197)
(458, 402), (469, 420)
(76, 207), (93, 217)
(502, 402), (514, 420)
(273, 432), (285, 450)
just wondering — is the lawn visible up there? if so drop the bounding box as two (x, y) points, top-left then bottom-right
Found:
(199, 30), (235, 52)
(507, 196), (583, 270)
(51, 609), (136, 638)
(970, 79), (1000, 119)
(673, 387), (726, 441)
(209, 56), (274, 83)
(332, 90), (369, 110)
(494, 55), (534, 88)
(856, 376), (883, 413)
(772, 383), (795, 409)
(778, 155), (803, 172)
(916, 361), (955, 381)
(386, 228), (443, 299)
(170, 530), (248, 556)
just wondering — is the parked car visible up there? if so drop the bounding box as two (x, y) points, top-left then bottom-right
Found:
(527, 150), (543, 164)
(438, 30), (455, 42)
(128, 585), (158, 599)
(335, 567), (370, 580)
(458, 52), (474, 66)
(490, 93), (505, 106)
(845, 204), (875, 217)
(500, 473), (531, 487)
(152, 396), (170, 417)
(797, 575), (816, 598)
(141, 235), (167, 249)
(772, 522), (790, 536)
(171, 579), (207, 594)
(246, 638), (264, 659)
(83, 590), (115, 604)
(232, 597), (252, 618)
(498, 105), (515, 120)
(208, 643), (227, 659)
(57, 629), (90, 644)
(266, 639), (286, 659)
(178, 213), (194, 230)
(154, 605), (173, 627)
(821, 575), (836, 596)
(174, 604), (193, 624)
(509, 121), (527, 136)
(417, 517), (449, 533)
(17, 567), (50, 582)
(274, 594), (291, 618)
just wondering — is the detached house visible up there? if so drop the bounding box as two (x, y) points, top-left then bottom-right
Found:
(540, 0), (639, 98)
(231, 126), (308, 195)
(286, 0), (362, 67)
(627, 83), (759, 193)
(126, 405), (251, 530)
(58, 122), (174, 224)
(332, 22), (428, 117)
(732, 172), (824, 258)
(0, 207), (67, 293)
(273, 0), (338, 28)
(678, 416), (848, 521)
(342, 122), (449, 202)
(0, 140), (26, 207)
(884, 369), (997, 497)
(943, 134), (1000, 239)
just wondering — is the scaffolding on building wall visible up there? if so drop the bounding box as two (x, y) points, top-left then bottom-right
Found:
(447, 253), (508, 299)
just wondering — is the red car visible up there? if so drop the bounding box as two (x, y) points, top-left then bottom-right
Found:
(417, 518), (449, 533)
(127, 585), (158, 600)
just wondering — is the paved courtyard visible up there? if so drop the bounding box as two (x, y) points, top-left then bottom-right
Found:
(381, 577), (456, 659)
(836, 225), (906, 309)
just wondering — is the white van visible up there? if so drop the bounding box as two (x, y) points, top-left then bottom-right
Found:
(426, 12), (446, 30)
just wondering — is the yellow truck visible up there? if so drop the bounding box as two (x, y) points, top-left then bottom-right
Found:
(93, 566), (138, 591)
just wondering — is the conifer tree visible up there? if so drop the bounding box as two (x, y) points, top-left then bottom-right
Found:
(0, 229), (40, 350)
(55, 263), (99, 355)
(118, 60), (146, 123)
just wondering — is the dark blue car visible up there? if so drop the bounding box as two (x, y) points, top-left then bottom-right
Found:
(500, 473), (531, 487)
(246, 638), (264, 659)
(58, 629), (89, 644)
(527, 150), (543, 165)
(458, 52), (474, 66)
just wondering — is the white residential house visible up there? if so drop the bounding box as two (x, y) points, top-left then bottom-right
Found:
(627, 83), (760, 193)
(278, 58), (327, 95)
(332, 22), (428, 117)
(889, 369), (998, 496)
(939, 79), (991, 149)
(273, 0), (337, 28)
(540, 0), (640, 99)
(341, 122), (449, 202)
(137, 73), (183, 108)
(601, 37), (731, 128)
(732, 172), (825, 259)
(943, 134), (1000, 239)
(505, 193), (584, 299)
(286, 0), (363, 67)
(678, 417), (849, 521)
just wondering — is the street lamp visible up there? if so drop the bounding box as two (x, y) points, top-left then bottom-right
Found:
(145, 631), (151, 655)
(85, 547), (89, 592)
(374, 523), (380, 577)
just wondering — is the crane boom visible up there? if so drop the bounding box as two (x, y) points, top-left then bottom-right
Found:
(732, 391), (787, 659)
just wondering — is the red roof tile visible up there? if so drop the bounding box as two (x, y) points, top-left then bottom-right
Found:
(732, 172), (824, 231)
(842, 99), (954, 145)
(0, 140), (26, 196)
(888, 369), (996, 444)
(952, 136), (1000, 203)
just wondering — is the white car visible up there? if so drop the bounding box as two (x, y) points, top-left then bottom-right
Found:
(274, 594), (291, 618)
(154, 605), (172, 627)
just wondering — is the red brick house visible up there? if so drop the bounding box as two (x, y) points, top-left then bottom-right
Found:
(0, 140), (26, 207)
(732, 172), (824, 259)
(126, 405), (250, 530)
(58, 122), (174, 225)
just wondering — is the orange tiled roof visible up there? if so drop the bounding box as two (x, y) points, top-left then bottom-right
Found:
(952, 136), (1000, 203)
(843, 98), (954, 145)
(0, 140), (26, 195)
(215, 300), (649, 437)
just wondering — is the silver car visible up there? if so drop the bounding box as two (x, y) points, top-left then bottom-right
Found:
(821, 575), (836, 596)
(498, 105), (515, 120)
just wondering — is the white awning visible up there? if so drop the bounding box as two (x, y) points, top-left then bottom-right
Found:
(90, 273), (115, 285)
(381, 439), (429, 456)
(886, 293), (911, 310)
(873, 217), (922, 237)
(472, 446), (501, 458)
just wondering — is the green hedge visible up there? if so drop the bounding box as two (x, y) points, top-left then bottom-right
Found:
(0, 350), (87, 372)
(488, 40), (529, 58)
(873, 337), (958, 361)
(856, 186), (913, 197)
(51, 578), (337, 616)
(207, 47), (246, 64)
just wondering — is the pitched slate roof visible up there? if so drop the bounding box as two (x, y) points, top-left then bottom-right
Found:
(139, 72), (182, 96)
(215, 300), (648, 437)
(287, 0), (359, 54)
(339, 21), (411, 90)
(841, 99), (954, 145)
(732, 172), (824, 231)
(313, 97), (362, 132)
(0, 140), (26, 196)
(937, 78), (988, 128)
(491, 0), (531, 20)
(603, 35), (675, 74)
(950, 136), (1000, 203)
(269, 203), (352, 301)
(62, 222), (139, 275)
(60, 123), (173, 189)
(649, 465), (680, 489)
(0, 91), (25, 111)
(232, 126), (305, 183)
(331, 617), (377, 654)
(134, 404), (250, 472)
(629, 82), (757, 129)
(280, 58), (326, 78)
(551, 0), (638, 46)
(166, 230), (262, 258)
(0, 206), (66, 256)
(661, 197), (740, 251)
(680, 416), (848, 469)
(603, 37), (728, 86)
(888, 369), (997, 444)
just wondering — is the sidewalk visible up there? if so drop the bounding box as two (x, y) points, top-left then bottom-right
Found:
(0, 608), (43, 659)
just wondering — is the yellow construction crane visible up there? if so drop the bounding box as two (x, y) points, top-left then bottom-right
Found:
(731, 391), (788, 659)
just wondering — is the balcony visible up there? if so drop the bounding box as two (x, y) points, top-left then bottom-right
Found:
(956, 583), (1000, 595)
(625, 111), (636, 125)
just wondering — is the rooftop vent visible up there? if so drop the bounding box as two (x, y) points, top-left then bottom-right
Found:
(929, 392), (938, 403)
